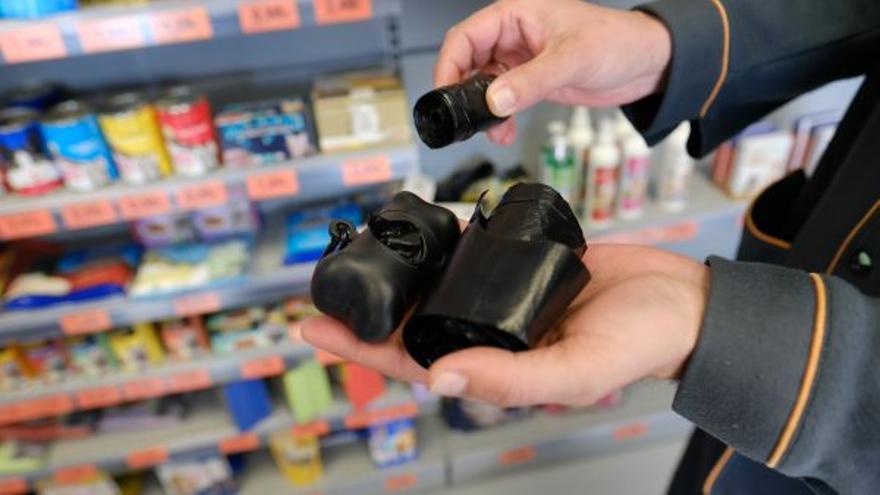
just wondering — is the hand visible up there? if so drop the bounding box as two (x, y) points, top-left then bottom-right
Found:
(435, 0), (672, 146)
(302, 244), (709, 407)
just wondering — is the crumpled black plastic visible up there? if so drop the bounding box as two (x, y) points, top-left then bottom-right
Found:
(413, 74), (508, 149)
(403, 182), (591, 368)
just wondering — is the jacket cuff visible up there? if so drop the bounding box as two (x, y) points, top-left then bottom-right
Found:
(673, 256), (821, 463)
(622, 0), (727, 145)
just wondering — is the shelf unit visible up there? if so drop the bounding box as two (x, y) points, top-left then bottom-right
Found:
(0, 144), (418, 240)
(0, 382), (431, 491)
(0, 0), (398, 66)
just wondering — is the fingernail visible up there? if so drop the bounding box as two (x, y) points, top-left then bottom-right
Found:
(429, 371), (468, 396)
(488, 85), (516, 116)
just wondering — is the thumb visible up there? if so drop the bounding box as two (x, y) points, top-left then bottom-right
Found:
(427, 344), (594, 407)
(486, 52), (571, 117)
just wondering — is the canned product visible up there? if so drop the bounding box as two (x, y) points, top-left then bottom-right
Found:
(0, 107), (62, 195)
(41, 100), (118, 192)
(99, 92), (172, 184)
(157, 86), (220, 177)
(4, 81), (66, 111)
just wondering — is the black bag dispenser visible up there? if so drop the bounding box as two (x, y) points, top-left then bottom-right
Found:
(403, 183), (591, 368)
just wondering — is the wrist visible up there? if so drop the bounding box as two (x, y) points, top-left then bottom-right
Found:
(655, 262), (710, 380)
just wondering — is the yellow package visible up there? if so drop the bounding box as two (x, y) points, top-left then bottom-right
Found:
(109, 322), (165, 372)
(99, 94), (173, 183)
(0, 345), (35, 390)
(269, 430), (323, 486)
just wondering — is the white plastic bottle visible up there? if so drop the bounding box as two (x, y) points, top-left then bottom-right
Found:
(617, 130), (651, 220)
(613, 109), (636, 140)
(540, 120), (577, 206)
(584, 120), (620, 229)
(568, 106), (594, 215)
(656, 122), (694, 211)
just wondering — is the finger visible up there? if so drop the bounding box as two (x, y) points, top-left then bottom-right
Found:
(434, 4), (504, 87)
(486, 118), (515, 144)
(301, 315), (427, 383)
(427, 344), (594, 407)
(487, 51), (574, 117)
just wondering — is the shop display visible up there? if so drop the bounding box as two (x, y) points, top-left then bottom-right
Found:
(712, 123), (793, 198)
(157, 86), (221, 177)
(157, 454), (236, 495)
(341, 362), (385, 409)
(413, 73), (506, 149)
(158, 317), (210, 360)
(129, 238), (249, 297)
(311, 191), (460, 342)
(99, 92), (173, 184)
(207, 305), (286, 353)
(283, 201), (363, 265)
(367, 417), (417, 468)
(222, 379), (272, 430)
(282, 359), (333, 423)
(617, 126), (651, 220)
(67, 334), (116, 377)
(568, 106), (594, 215)
(0, 345), (34, 390)
(584, 120), (620, 229)
(404, 183), (590, 368)
(40, 100), (118, 192)
(22, 339), (69, 384)
(97, 395), (189, 432)
(215, 97), (317, 167)
(0, 106), (62, 195)
(540, 120), (576, 206)
(269, 430), (323, 486)
(108, 323), (165, 372)
(132, 192), (258, 247)
(654, 123), (694, 212)
(312, 70), (411, 152)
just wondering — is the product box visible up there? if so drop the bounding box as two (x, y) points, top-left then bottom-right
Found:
(726, 130), (793, 198)
(367, 417), (418, 468)
(269, 430), (323, 486)
(22, 339), (70, 384)
(0, 345), (35, 390)
(788, 110), (842, 172)
(159, 317), (210, 360)
(222, 379), (272, 430)
(215, 97), (317, 167)
(283, 201), (362, 265)
(108, 323), (165, 372)
(157, 454), (236, 495)
(283, 359), (333, 423)
(312, 70), (412, 152)
(67, 334), (116, 378)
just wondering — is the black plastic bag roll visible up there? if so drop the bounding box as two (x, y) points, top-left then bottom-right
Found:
(311, 192), (460, 342)
(403, 182), (591, 368)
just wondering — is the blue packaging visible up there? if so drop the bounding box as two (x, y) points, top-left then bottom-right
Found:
(215, 98), (317, 168)
(41, 100), (118, 191)
(0, 0), (77, 18)
(367, 417), (418, 468)
(0, 106), (63, 194)
(222, 379), (273, 430)
(283, 201), (362, 264)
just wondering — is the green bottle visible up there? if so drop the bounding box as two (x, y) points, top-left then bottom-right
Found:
(540, 120), (577, 206)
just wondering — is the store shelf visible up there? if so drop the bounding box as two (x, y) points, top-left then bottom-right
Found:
(0, 382), (434, 490)
(0, 144), (418, 241)
(0, 341), (313, 426)
(586, 171), (747, 247)
(0, 0), (399, 66)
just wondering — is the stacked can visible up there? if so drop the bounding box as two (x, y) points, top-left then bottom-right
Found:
(0, 107), (62, 195)
(99, 92), (172, 185)
(157, 86), (220, 177)
(40, 100), (118, 192)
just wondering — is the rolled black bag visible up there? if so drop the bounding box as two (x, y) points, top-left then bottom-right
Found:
(413, 74), (508, 149)
(311, 192), (461, 342)
(403, 182), (591, 368)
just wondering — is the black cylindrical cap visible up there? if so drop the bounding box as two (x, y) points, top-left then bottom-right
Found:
(413, 74), (507, 149)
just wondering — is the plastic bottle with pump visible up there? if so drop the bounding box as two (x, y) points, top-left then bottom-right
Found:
(568, 106), (594, 215)
(616, 112), (651, 220)
(656, 122), (694, 211)
(540, 120), (576, 206)
(584, 120), (619, 229)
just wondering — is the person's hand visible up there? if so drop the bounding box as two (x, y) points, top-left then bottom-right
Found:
(302, 244), (709, 407)
(435, 0), (672, 146)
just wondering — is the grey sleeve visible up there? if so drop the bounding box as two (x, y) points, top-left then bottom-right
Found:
(622, 0), (880, 156)
(673, 256), (880, 493)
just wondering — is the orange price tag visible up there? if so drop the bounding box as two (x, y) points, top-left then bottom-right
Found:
(176, 181), (228, 210)
(150, 7), (213, 44)
(0, 210), (56, 240)
(498, 445), (536, 465)
(344, 401), (418, 429)
(118, 190), (172, 219)
(238, 0), (301, 33)
(168, 369), (213, 393)
(384, 473), (418, 492)
(54, 464), (99, 484)
(341, 154), (392, 186)
(0, 404), (22, 425)
(60, 308), (113, 336)
(313, 0), (373, 24)
(218, 432), (261, 454)
(75, 385), (122, 409)
(240, 354), (285, 378)
(126, 446), (168, 469)
(122, 377), (168, 401)
(76, 16), (146, 53)
(291, 419), (330, 437)
(16, 394), (74, 420)
(0, 476), (27, 495)
(61, 200), (118, 230)
(613, 421), (648, 440)
(0, 23), (67, 64)
(173, 292), (221, 317)
(246, 169), (299, 200)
